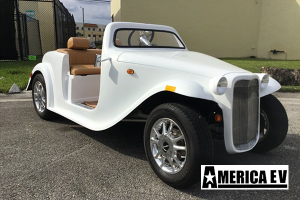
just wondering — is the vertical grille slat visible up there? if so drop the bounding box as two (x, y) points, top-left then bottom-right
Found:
(232, 79), (259, 150)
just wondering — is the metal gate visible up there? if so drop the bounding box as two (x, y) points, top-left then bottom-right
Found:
(14, 12), (43, 60)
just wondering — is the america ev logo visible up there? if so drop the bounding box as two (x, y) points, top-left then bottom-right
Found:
(201, 165), (289, 190)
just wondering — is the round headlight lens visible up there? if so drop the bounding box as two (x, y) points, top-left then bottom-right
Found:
(261, 74), (269, 89)
(217, 77), (228, 95)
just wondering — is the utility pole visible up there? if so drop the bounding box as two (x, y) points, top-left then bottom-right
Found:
(80, 6), (85, 38)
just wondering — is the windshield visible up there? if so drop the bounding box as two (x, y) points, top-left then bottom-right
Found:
(114, 29), (185, 49)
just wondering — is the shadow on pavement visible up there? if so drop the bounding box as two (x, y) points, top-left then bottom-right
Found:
(72, 121), (147, 161)
(50, 115), (147, 160)
(50, 115), (299, 199)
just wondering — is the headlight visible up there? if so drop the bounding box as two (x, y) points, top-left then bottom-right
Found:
(261, 74), (269, 89)
(210, 76), (228, 95)
(217, 77), (228, 95)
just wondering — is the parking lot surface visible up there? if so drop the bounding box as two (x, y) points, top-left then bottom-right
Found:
(0, 92), (299, 199)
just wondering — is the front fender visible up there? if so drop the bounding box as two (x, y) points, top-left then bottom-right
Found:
(26, 63), (54, 108)
(160, 79), (214, 101)
(259, 77), (281, 97)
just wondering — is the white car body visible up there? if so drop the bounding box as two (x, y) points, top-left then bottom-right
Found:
(27, 22), (280, 154)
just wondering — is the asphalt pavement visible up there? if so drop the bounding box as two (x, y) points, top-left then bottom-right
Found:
(0, 91), (299, 199)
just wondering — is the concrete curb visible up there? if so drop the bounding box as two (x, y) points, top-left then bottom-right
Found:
(0, 90), (31, 100)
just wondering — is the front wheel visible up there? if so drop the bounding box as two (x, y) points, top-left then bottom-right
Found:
(144, 103), (213, 188)
(32, 74), (55, 120)
(252, 94), (288, 153)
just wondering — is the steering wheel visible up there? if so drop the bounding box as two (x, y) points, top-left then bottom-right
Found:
(128, 30), (155, 46)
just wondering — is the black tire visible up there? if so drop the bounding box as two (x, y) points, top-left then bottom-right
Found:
(252, 94), (288, 153)
(144, 103), (213, 188)
(32, 74), (55, 120)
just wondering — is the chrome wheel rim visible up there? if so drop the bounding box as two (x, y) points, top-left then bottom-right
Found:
(259, 109), (269, 141)
(150, 118), (187, 174)
(33, 81), (46, 113)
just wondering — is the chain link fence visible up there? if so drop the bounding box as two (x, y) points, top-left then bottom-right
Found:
(54, 0), (76, 49)
(1, 0), (75, 60)
(18, 0), (54, 56)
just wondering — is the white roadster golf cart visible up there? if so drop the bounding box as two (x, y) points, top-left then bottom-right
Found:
(27, 22), (288, 187)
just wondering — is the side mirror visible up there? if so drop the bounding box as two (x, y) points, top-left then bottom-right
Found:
(94, 54), (111, 68)
(94, 54), (101, 68)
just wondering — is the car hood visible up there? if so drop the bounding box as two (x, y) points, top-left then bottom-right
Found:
(117, 51), (249, 78)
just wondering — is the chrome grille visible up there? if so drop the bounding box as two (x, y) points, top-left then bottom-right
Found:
(232, 79), (259, 150)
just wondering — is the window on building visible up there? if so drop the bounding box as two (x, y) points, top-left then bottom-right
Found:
(93, 34), (96, 37)
(93, 28), (95, 31)
(82, 27), (83, 30)
(88, 34), (91, 37)
(88, 28), (90, 31)
(99, 35), (101, 38)
(76, 27), (79, 30)
(99, 28), (101, 31)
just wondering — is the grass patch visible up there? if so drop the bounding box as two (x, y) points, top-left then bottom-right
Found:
(221, 58), (300, 73)
(221, 58), (300, 92)
(0, 58), (41, 93)
(279, 86), (300, 93)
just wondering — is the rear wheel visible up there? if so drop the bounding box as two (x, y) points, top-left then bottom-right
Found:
(32, 74), (55, 120)
(144, 103), (213, 188)
(252, 94), (288, 153)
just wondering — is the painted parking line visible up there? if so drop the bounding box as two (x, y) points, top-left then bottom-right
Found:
(0, 99), (32, 103)
(281, 102), (300, 105)
(277, 98), (300, 101)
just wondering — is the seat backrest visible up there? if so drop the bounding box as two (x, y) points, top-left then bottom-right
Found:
(67, 37), (90, 50)
(57, 37), (102, 65)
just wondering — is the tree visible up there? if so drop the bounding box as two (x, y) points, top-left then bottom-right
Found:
(76, 32), (83, 37)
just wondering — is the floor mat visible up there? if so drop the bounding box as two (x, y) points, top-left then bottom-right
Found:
(83, 101), (98, 108)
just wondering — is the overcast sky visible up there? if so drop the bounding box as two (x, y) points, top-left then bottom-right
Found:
(60, 0), (111, 25)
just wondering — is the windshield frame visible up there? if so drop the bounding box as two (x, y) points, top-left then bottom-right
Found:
(113, 28), (186, 49)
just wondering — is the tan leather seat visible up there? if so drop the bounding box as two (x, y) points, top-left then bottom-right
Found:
(57, 37), (102, 75)
(71, 65), (100, 75)
(115, 38), (122, 46)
